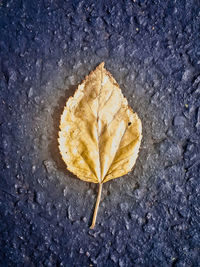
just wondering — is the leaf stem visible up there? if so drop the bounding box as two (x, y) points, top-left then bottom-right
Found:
(90, 183), (103, 229)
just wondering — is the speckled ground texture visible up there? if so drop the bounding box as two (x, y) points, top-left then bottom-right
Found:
(0, 0), (200, 266)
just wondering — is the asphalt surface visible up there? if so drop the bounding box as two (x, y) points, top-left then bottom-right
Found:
(0, 0), (200, 266)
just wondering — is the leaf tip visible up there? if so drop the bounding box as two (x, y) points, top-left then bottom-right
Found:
(98, 62), (105, 69)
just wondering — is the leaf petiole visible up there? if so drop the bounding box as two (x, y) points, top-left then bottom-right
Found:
(90, 183), (103, 229)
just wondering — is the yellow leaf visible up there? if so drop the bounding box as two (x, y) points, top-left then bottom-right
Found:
(58, 62), (142, 228)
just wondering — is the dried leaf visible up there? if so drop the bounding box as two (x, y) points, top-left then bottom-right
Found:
(58, 62), (142, 228)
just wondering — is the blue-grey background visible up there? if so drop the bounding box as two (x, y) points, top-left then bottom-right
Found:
(0, 0), (200, 266)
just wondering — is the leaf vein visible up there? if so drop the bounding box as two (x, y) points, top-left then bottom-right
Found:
(100, 87), (114, 111)
(102, 124), (128, 182)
